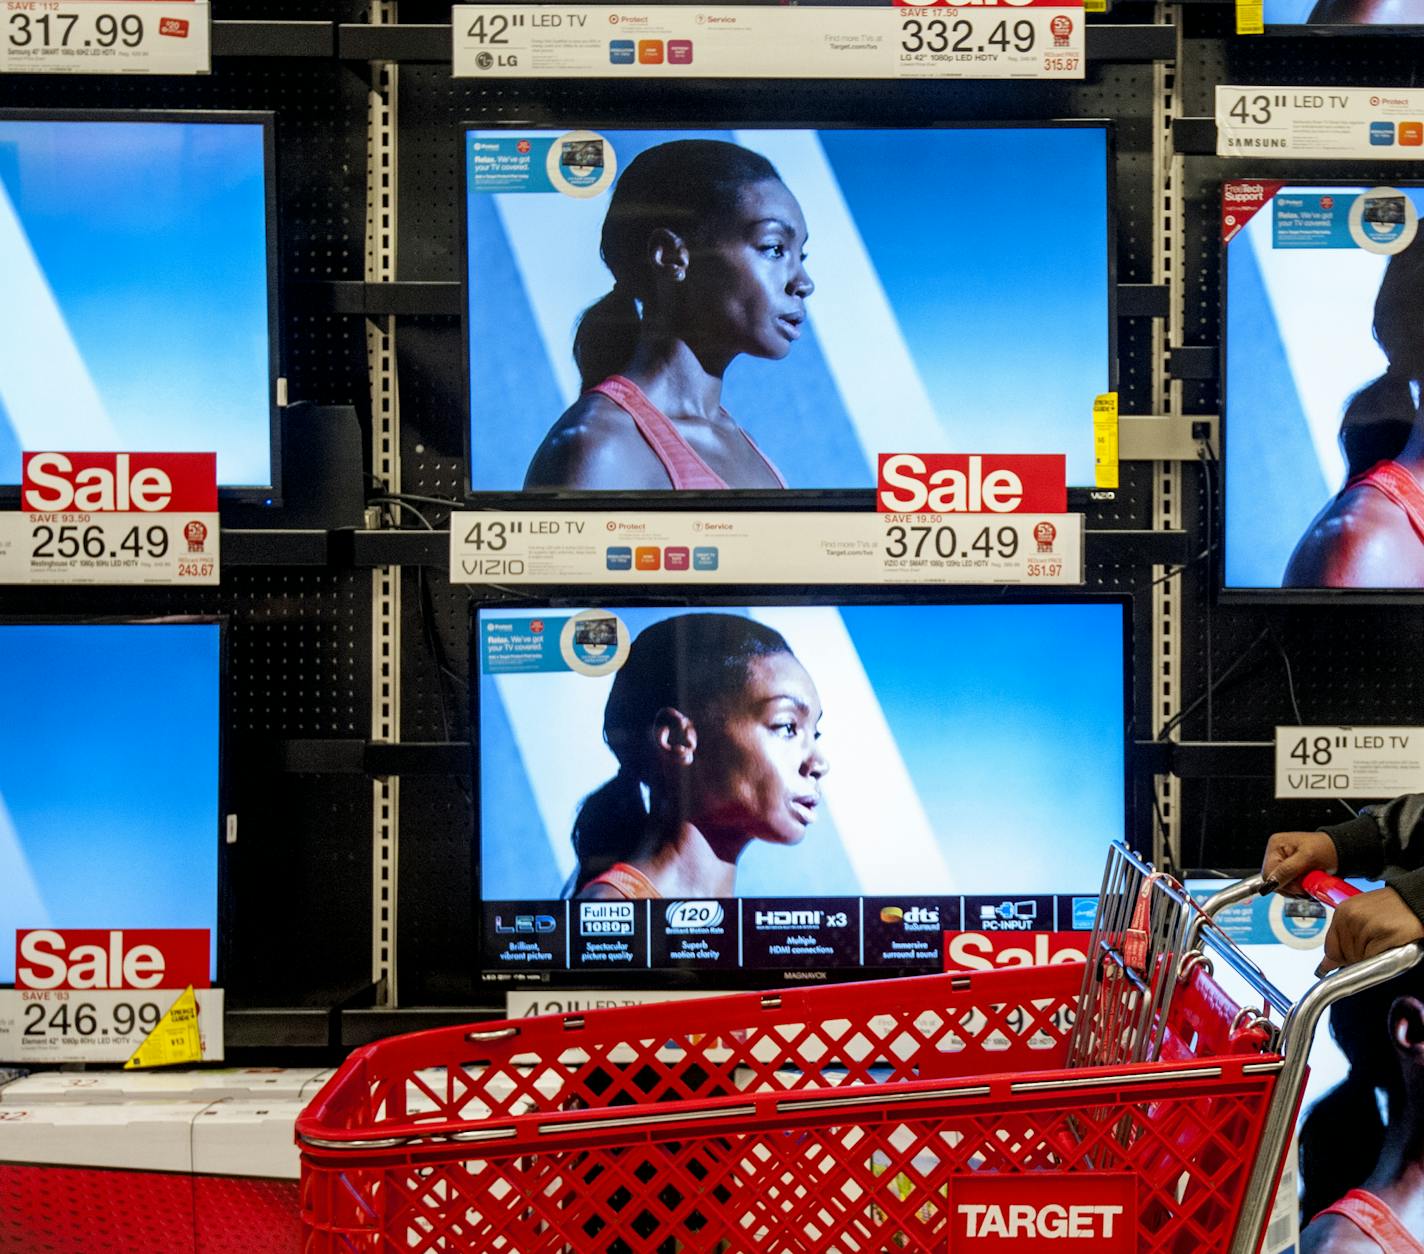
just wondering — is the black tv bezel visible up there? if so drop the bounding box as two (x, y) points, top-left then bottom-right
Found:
(1218, 176), (1424, 604)
(469, 587), (1135, 993)
(0, 614), (231, 991)
(459, 119), (1119, 508)
(0, 108), (283, 506)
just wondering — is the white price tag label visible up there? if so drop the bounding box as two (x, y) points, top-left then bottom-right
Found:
(0, 511), (218, 584)
(450, 511), (1083, 586)
(0, 987), (223, 1064)
(0, 452), (218, 585)
(453, 3), (1084, 81)
(1217, 85), (1424, 160)
(1, 2), (210, 75)
(1275, 725), (1424, 799)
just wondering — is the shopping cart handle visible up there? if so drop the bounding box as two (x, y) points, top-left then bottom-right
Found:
(1300, 871), (1359, 910)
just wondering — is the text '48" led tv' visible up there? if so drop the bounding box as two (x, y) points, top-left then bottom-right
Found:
(1224, 181), (1424, 593)
(0, 620), (224, 984)
(0, 111), (280, 499)
(474, 594), (1130, 988)
(465, 124), (1113, 495)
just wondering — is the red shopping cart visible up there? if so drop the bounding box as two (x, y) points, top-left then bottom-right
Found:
(297, 844), (1423, 1253)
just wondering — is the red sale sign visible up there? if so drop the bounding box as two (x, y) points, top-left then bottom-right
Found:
(22, 452), (217, 513)
(15, 929), (211, 991)
(877, 454), (1066, 514)
(943, 931), (1088, 973)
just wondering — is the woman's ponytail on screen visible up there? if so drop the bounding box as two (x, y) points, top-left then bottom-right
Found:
(1339, 234), (1424, 477)
(573, 139), (782, 391)
(573, 284), (643, 393)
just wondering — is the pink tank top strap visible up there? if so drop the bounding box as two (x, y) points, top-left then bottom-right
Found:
(1350, 460), (1424, 542)
(587, 375), (785, 490)
(581, 862), (661, 901)
(1314, 1188), (1424, 1253)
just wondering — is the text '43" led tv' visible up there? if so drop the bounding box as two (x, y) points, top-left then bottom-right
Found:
(1224, 181), (1424, 594)
(465, 124), (1113, 496)
(474, 594), (1130, 988)
(0, 111), (281, 500)
(0, 620), (224, 984)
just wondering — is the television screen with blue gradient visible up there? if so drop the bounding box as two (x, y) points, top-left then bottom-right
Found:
(0, 622), (221, 983)
(0, 114), (275, 491)
(1223, 182), (1424, 590)
(476, 599), (1127, 976)
(1263, 0), (1423, 25)
(466, 126), (1111, 492)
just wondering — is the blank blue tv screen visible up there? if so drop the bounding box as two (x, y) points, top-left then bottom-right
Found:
(0, 115), (275, 491)
(466, 126), (1111, 492)
(0, 622), (221, 983)
(476, 600), (1127, 976)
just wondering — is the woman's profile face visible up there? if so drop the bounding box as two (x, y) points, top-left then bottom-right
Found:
(680, 178), (814, 362)
(682, 650), (828, 846)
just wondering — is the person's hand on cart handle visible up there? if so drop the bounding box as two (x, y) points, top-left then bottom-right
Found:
(1316, 886), (1424, 975)
(1260, 830), (1339, 896)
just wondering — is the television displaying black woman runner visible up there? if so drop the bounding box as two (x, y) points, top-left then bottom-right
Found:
(475, 599), (1128, 979)
(464, 126), (1111, 494)
(1223, 182), (1424, 591)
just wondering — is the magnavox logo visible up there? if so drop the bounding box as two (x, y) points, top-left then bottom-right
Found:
(948, 1173), (1135, 1251)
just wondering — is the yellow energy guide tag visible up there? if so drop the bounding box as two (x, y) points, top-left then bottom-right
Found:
(1236, 0), (1264, 35)
(1084, 0), (1107, 12)
(1093, 393), (1120, 490)
(124, 986), (203, 1069)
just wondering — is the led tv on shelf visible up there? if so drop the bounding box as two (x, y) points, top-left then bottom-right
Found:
(0, 111), (280, 499)
(1264, 0), (1424, 29)
(1223, 181), (1424, 593)
(0, 620), (223, 984)
(474, 594), (1130, 986)
(464, 124), (1113, 495)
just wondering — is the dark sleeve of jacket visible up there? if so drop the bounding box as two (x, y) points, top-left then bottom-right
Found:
(1320, 794), (1424, 924)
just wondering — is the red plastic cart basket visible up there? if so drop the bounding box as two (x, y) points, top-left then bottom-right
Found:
(297, 844), (1422, 1253)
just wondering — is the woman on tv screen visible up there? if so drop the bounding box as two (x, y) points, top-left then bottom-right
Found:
(1306, 0), (1422, 24)
(523, 140), (813, 491)
(1284, 233), (1424, 587)
(568, 613), (829, 900)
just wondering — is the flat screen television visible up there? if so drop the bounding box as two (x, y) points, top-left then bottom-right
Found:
(474, 593), (1131, 988)
(1264, 0), (1424, 30)
(1221, 180), (1424, 595)
(464, 124), (1113, 498)
(0, 110), (281, 502)
(0, 619), (224, 984)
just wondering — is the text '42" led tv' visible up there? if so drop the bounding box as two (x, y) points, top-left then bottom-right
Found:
(474, 594), (1130, 988)
(465, 124), (1113, 496)
(0, 620), (224, 984)
(0, 110), (281, 500)
(1223, 181), (1424, 594)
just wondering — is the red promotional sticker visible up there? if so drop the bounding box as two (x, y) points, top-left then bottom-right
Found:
(948, 1173), (1135, 1251)
(22, 452), (217, 513)
(878, 454), (1067, 514)
(943, 930), (1088, 973)
(15, 929), (211, 991)
(159, 17), (190, 37)
(1222, 181), (1287, 243)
